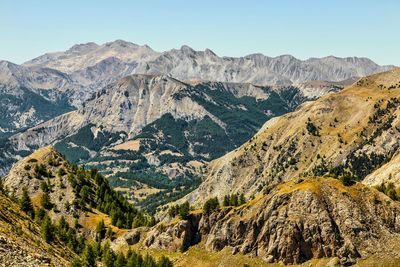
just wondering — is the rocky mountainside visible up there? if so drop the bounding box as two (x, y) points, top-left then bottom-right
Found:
(1, 74), (327, 213)
(24, 40), (394, 86)
(186, 68), (400, 202)
(0, 60), (75, 137)
(3, 146), (154, 230)
(141, 68), (400, 265)
(146, 177), (400, 265)
(0, 146), (179, 267)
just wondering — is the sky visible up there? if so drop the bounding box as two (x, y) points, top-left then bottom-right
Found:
(0, 0), (399, 65)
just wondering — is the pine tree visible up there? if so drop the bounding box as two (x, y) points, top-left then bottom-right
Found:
(179, 201), (190, 220)
(80, 185), (90, 201)
(40, 191), (53, 209)
(35, 207), (46, 223)
(96, 219), (106, 241)
(101, 241), (115, 267)
(230, 194), (238, 206)
(20, 187), (34, 217)
(41, 215), (53, 243)
(158, 255), (173, 267)
(106, 227), (114, 240)
(115, 252), (126, 267)
(203, 197), (220, 215)
(239, 193), (246, 205)
(223, 195), (230, 206)
(82, 243), (95, 267)
(57, 216), (69, 242)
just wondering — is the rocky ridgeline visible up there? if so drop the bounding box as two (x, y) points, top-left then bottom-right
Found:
(145, 177), (400, 265)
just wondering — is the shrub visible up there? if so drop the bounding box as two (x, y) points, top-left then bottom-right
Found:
(376, 182), (399, 201)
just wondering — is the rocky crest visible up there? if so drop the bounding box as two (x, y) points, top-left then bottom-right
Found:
(146, 177), (400, 265)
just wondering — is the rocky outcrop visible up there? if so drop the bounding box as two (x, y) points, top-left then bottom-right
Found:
(144, 214), (201, 252)
(146, 177), (400, 265)
(3, 146), (78, 218)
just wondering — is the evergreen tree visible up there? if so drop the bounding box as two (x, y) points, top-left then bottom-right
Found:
(82, 243), (96, 267)
(203, 197), (219, 215)
(101, 242), (115, 267)
(106, 227), (114, 240)
(80, 185), (90, 201)
(230, 194), (238, 206)
(71, 257), (82, 267)
(158, 255), (173, 267)
(223, 195), (230, 206)
(41, 215), (53, 243)
(40, 191), (53, 209)
(179, 201), (190, 220)
(96, 219), (106, 241)
(35, 207), (46, 223)
(239, 194), (246, 205)
(20, 187), (34, 217)
(57, 216), (69, 242)
(115, 252), (126, 267)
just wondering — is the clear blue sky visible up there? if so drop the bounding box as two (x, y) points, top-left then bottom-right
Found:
(0, 0), (398, 65)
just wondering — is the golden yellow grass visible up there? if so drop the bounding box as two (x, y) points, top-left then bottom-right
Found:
(112, 140), (141, 151)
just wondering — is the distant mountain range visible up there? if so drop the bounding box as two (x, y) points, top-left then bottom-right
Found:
(0, 40), (393, 136)
(24, 39), (394, 86)
(0, 40), (395, 211)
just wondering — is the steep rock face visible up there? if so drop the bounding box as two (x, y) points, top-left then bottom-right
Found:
(144, 214), (201, 252)
(80, 74), (215, 134)
(363, 151), (400, 187)
(147, 178), (400, 265)
(0, 60), (77, 92)
(186, 68), (400, 202)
